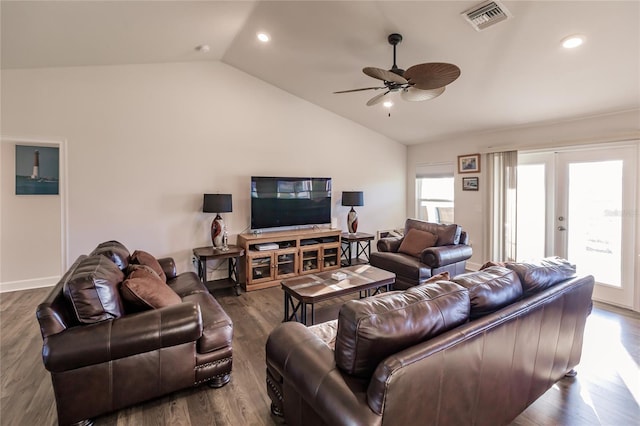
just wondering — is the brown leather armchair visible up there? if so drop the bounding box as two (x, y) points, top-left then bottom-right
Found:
(370, 218), (472, 289)
(36, 241), (233, 426)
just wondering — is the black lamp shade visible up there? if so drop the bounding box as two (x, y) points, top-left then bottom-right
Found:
(203, 194), (232, 213)
(342, 191), (364, 207)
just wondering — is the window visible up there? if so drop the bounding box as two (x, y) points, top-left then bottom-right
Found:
(416, 163), (454, 224)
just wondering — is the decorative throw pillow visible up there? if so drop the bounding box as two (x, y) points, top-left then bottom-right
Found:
(451, 266), (523, 319)
(398, 228), (438, 258)
(130, 249), (167, 282)
(434, 223), (462, 246)
(480, 260), (506, 270)
(63, 255), (125, 323)
(90, 240), (130, 271)
(505, 257), (576, 296)
(121, 265), (181, 311)
(424, 271), (450, 284)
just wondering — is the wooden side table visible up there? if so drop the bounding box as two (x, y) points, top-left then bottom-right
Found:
(193, 245), (245, 296)
(340, 232), (375, 266)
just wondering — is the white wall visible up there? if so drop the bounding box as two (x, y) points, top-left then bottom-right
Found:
(407, 109), (640, 271)
(0, 139), (64, 289)
(1, 61), (407, 289)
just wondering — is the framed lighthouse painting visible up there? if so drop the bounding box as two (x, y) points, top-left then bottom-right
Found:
(15, 145), (59, 195)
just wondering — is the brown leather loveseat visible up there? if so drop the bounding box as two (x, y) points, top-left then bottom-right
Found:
(266, 258), (594, 426)
(36, 241), (233, 426)
(370, 218), (473, 289)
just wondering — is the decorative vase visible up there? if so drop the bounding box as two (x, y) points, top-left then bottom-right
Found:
(347, 207), (358, 234)
(211, 215), (225, 248)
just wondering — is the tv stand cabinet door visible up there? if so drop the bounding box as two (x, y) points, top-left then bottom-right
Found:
(321, 243), (341, 271)
(246, 252), (275, 285)
(300, 247), (321, 275)
(275, 248), (298, 280)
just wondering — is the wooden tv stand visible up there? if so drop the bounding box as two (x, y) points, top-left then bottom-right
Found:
(237, 228), (342, 292)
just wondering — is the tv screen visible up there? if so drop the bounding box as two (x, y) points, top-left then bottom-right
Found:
(251, 176), (332, 230)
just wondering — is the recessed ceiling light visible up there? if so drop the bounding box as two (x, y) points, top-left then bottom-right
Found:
(383, 101), (394, 108)
(561, 35), (584, 49)
(257, 33), (270, 43)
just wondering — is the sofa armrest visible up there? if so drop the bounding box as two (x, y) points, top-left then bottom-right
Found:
(377, 237), (402, 253)
(43, 302), (202, 373)
(420, 244), (473, 268)
(266, 322), (380, 425)
(158, 257), (178, 280)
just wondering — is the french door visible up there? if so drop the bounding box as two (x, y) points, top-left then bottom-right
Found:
(517, 145), (637, 309)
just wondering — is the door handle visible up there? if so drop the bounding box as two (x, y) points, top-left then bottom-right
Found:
(557, 226), (567, 231)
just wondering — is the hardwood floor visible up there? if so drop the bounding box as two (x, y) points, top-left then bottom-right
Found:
(1, 286), (638, 425)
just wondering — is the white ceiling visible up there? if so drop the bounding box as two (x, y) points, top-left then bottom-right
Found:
(2, 1), (639, 145)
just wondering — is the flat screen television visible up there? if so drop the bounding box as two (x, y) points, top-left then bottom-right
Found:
(251, 176), (332, 230)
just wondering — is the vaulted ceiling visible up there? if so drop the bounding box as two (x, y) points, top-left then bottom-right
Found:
(2, 1), (639, 145)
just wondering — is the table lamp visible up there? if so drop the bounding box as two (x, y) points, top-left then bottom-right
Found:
(203, 194), (232, 250)
(342, 191), (364, 234)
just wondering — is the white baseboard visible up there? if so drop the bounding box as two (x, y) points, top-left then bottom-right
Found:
(0, 276), (59, 293)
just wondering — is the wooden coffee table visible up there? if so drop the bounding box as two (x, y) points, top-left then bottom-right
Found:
(281, 265), (395, 325)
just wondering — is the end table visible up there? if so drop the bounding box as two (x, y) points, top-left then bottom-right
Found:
(193, 245), (245, 296)
(340, 232), (375, 266)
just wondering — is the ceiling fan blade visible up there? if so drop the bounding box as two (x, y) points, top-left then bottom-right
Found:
(333, 86), (385, 94)
(366, 91), (391, 106)
(401, 86), (446, 102)
(404, 63), (461, 90)
(363, 67), (408, 84)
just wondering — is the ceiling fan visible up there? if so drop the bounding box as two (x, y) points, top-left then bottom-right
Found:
(334, 33), (461, 106)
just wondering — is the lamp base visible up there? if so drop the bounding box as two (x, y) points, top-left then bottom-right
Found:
(347, 207), (358, 234)
(211, 215), (225, 248)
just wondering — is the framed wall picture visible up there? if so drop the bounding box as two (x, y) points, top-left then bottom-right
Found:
(15, 145), (60, 195)
(458, 153), (481, 173)
(462, 177), (479, 191)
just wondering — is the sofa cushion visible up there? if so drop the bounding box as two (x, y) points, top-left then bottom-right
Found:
(308, 319), (339, 350)
(505, 257), (576, 296)
(182, 292), (233, 353)
(398, 228), (438, 258)
(130, 250), (167, 282)
(403, 219), (462, 246)
(63, 255), (125, 323)
(167, 272), (209, 298)
(335, 281), (470, 378)
(369, 252), (432, 282)
(452, 266), (523, 319)
(121, 265), (181, 311)
(90, 240), (130, 271)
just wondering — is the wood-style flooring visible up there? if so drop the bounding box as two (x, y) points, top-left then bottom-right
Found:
(1, 285), (638, 425)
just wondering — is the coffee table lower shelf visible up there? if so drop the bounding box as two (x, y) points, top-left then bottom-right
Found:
(281, 265), (395, 326)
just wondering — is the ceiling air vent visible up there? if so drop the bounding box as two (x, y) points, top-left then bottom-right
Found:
(462, 0), (512, 31)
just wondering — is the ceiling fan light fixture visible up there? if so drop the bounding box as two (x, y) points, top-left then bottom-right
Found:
(335, 33), (460, 108)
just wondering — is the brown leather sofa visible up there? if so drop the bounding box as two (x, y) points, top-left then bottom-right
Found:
(370, 218), (472, 289)
(266, 258), (594, 426)
(36, 241), (233, 426)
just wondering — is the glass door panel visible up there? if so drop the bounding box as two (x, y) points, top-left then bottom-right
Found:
(556, 147), (636, 308)
(276, 249), (298, 278)
(300, 248), (320, 274)
(516, 163), (547, 261)
(566, 161), (622, 286)
(250, 254), (273, 282)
